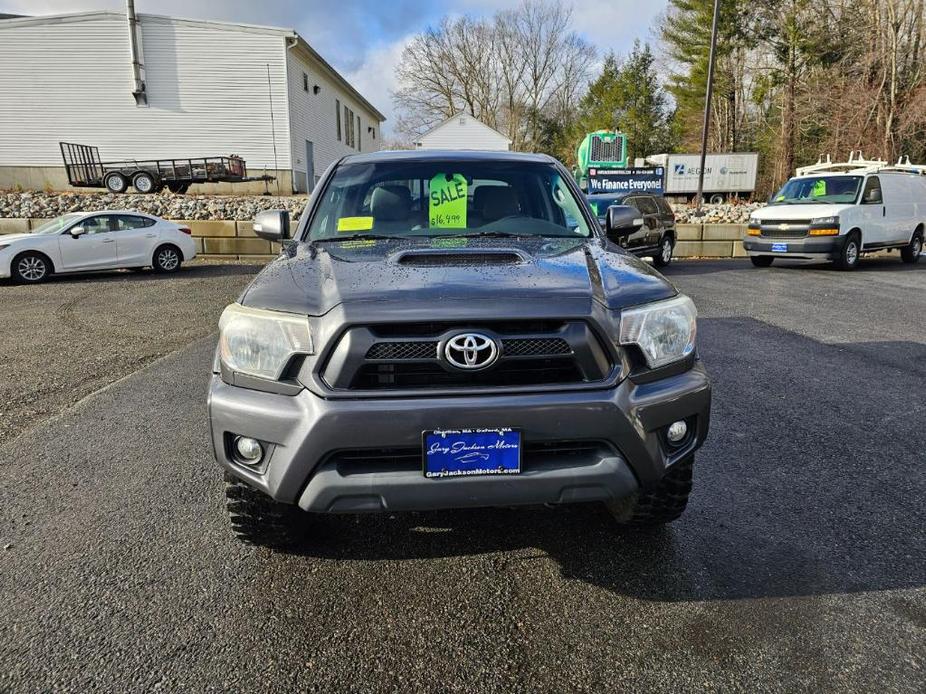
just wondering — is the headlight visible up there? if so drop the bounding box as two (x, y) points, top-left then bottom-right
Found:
(218, 303), (313, 380)
(619, 295), (697, 368)
(811, 216), (839, 225)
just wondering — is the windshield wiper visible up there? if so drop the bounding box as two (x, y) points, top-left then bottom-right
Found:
(449, 230), (523, 238)
(312, 234), (409, 243)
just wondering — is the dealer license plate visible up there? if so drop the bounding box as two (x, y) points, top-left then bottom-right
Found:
(771, 243), (788, 252)
(423, 429), (521, 479)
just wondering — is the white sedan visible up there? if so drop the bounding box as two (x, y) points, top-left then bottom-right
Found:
(0, 210), (197, 283)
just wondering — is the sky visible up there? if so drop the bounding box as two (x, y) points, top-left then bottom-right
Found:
(0, 0), (669, 136)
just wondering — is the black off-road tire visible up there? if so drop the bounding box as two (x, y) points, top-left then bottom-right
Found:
(607, 457), (694, 526)
(750, 256), (774, 267)
(652, 234), (674, 268)
(224, 473), (306, 549)
(901, 230), (922, 264)
(836, 231), (861, 270)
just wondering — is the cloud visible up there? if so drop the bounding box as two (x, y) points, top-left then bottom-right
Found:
(341, 35), (410, 133)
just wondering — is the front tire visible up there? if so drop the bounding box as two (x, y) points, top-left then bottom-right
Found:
(750, 256), (774, 267)
(132, 171), (158, 194)
(225, 474), (306, 549)
(153, 244), (182, 273)
(901, 230), (922, 264)
(12, 251), (52, 283)
(836, 232), (861, 270)
(607, 457), (694, 526)
(652, 235), (674, 267)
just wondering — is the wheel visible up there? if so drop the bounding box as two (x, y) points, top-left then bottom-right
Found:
(12, 251), (52, 283)
(153, 244), (182, 273)
(166, 182), (190, 194)
(225, 474), (306, 549)
(750, 256), (774, 267)
(901, 230), (922, 264)
(132, 171), (158, 194)
(652, 235), (674, 267)
(709, 193), (725, 205)
(607, 457), (694, 526)
(103, 172), (129, 194)
(836, 232), (861, 270)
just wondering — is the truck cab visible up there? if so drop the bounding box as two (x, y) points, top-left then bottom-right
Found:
(744, 158), (926, 270)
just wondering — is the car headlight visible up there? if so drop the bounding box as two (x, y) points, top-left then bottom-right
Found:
(218, 303), (313, 381)
(619, 294), (697, 368)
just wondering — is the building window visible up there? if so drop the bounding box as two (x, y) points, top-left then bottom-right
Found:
(336, 99), (341, 141)
(357, 115), (361, 150)
(302, 72), (308, 92)
(344, 105), (351, 147)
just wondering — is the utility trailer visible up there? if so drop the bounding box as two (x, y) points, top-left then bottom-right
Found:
(60, 142), (275, 194)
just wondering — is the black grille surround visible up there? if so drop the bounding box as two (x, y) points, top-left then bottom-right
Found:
(758, 220), (812, 238)
(318, 321), (616, 393)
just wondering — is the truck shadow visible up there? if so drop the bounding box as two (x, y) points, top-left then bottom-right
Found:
(294, 317), (926, 603)
(0, 262), (263, 287)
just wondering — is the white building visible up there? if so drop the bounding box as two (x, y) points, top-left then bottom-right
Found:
(0, 10), (385, 194)
(415, 113), (511, 151)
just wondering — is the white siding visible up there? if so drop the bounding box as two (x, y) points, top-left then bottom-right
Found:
(285, 46), (382, 193)
(0, 14), (291, 170)
(416, 114), (510, 151)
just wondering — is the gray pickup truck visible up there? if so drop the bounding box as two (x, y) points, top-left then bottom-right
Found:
(210, 150), (711, 549)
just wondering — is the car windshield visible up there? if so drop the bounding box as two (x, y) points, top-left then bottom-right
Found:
(770, 176), (862, 205)
(306, 160), (594, 240)
(31, 213), (83, 235)
(586, 196), (619, 217)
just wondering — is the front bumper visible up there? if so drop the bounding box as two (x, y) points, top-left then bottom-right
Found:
(743, 235), (842, 260)
(208, 363), (711, 513)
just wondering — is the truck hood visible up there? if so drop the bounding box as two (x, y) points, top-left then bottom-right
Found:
(752, 203), (849, 221)
(239, 237), (676, 316)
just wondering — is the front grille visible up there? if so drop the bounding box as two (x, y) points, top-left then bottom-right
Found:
(322, 320), (614, 392)
(589, 135), (624, 163)
(761, 220), (811, 238)
(330, 440), (613, 475)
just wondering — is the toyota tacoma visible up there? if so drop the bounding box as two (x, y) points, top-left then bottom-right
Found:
(210, 150), (711, 548)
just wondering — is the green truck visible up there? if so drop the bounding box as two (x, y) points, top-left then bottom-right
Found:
(574, 131), (629, 190)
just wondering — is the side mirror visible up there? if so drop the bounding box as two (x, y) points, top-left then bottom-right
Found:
(253, 210), (290, 242)
(606, 205), (644, 237)
(70, 226), (87, 238)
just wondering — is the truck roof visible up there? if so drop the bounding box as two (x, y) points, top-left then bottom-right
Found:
(340, 149), (557, 166)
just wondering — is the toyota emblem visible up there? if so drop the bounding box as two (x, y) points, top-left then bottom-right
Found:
(444, 333), (498, 370)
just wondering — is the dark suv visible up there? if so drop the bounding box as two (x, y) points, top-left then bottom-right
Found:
(587, 192), (676, 267)
(210, 150), (710, 549)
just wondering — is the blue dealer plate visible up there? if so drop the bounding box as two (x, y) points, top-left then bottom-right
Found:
(771, 243), (788, 253)
(423, 429), (521, 478)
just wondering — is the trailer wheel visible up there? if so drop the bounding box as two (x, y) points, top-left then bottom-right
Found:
(104, 172), (129, 194)
(166, 182), (190, 194)
(132, 171), (158, 194)
(709, 193), (725, 205)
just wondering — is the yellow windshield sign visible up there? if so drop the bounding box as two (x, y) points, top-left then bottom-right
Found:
(811, 179), (827, 197)
(337, 216), (374, 232)
(429, 173), (467, 228)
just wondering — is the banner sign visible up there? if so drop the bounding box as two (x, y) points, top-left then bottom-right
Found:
(588, 167), (665, 195)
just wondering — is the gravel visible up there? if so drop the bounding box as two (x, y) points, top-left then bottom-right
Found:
(0, 262), (260, 447)
(0, 190), (765, 224)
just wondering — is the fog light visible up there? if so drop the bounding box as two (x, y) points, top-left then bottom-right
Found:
(234, 436), (263, 465)
(667, 420), (688, 445)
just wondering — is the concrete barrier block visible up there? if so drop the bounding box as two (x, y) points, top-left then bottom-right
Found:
(676, 223), (702, 241)
(193, 237), (204, 254)
(732, 242), (749, 257)
(703, 224), (748, 241)
(236, 221), (258, 238)
(203, 237), (272, 255)
(29, 218), (50, 231)
(675, 240), (735, 258)
(185, 220), (236, 238)
(0, 218), (29, 234)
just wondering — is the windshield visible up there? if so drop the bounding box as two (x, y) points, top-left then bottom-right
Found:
(31, 213), (83, 235)
(586, 196), (619, 217)
(770, 176), (862, 205)
(306, 160), (594, 240)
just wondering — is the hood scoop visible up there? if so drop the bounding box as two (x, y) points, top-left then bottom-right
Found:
(393, 248), (527, 267)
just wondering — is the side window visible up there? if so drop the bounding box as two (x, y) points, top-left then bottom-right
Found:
(79, 215), (113, 234)
(624, 197), (641, 212)
(636, 196), (659, 215)
(113, 215), (154, 230)
(654, 196), (672, 215)
(862, 176), (882, 204)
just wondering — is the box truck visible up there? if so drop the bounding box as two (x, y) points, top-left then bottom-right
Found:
(643, 153), (759, 203)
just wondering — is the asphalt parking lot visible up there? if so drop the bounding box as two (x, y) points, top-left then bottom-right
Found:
(1, 256), (924, 692)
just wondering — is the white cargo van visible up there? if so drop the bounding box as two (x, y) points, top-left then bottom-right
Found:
(744, 157), (926, 270)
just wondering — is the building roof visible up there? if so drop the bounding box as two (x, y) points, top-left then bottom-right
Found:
(0, 10), (386, 123)
(414, 113), (512, 146)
